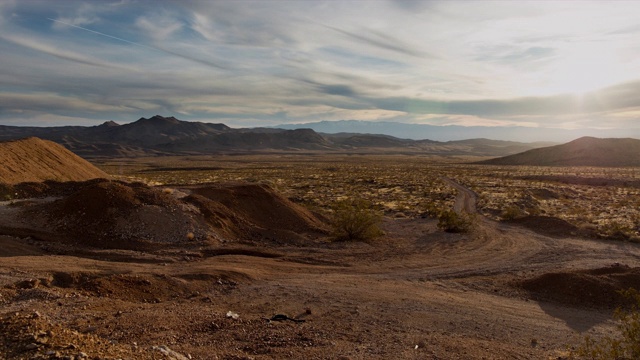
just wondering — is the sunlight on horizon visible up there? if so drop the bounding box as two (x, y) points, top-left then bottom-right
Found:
(530, 43), (631, 96)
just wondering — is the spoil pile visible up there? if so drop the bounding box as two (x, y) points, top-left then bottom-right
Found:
(186, 183), (329, 244)
(506, 216), (580, 238)
(519, 264), (640, 309)
(31, 180), (212, 250)
(0, 137), (108, 185)
(3, 180), (329, 250)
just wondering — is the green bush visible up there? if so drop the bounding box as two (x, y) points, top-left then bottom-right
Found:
(572, 289), (640, 359)
(437, 210), (474, 233)
(331, 198), (383, 242)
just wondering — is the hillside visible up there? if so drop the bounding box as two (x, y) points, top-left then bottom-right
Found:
(478, 136), (640, 166)
(0, 137), (108, 185)
(0, 115), (550, 158)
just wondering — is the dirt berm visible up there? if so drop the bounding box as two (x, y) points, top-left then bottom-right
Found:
(0, 137), (108, 185)
(2, 180), (329, 251)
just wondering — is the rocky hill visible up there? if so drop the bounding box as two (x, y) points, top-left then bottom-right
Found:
(0, 115), (550, 158)
(0, 137), (108, 185)
(478, 137), (640, 166)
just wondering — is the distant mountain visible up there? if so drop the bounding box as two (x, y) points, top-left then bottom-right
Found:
(478, 137), (640, 166)
(273, 120), (640, 143)
(0, 115), (550, 158)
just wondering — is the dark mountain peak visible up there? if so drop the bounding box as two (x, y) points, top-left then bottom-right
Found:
(97, 121), (119, 128)
(135, 115), (181, 125)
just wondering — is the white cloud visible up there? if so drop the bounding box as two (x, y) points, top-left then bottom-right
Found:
(0, 33), (121, 68)
(135, 11), (183, 42)
(51, 3), (102, 31)
(1, 0), (640, 133)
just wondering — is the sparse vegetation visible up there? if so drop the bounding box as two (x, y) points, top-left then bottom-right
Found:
(437, 210), (475, 233)
(572, 289), (640, 359)
(501, 204), (525, 220)
(95, 155), (640, 240)
(330, 198), (383, 242)
(598, 221), (635, 241)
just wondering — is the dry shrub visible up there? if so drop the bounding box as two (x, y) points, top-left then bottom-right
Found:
(331, 198), (383, 242)
(437, 210), (475, 233)
(501, 204), (526, 220)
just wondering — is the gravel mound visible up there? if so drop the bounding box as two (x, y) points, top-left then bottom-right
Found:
(506, 216), (581, 238)
(34, 180), (212, 250)
(519, 264), (640, 308)
(5, 180), (329, 250)
(186, 183), (329, 244)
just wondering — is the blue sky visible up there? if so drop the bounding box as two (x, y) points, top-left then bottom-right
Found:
(1, 0), (640, 133)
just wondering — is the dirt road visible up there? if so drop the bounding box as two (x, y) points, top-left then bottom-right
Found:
(442, 177), (477, 214)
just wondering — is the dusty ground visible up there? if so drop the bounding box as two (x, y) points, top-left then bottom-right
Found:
(1, 177), (639, 359)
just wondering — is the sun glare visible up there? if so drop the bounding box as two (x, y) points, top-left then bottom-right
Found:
(535, 44), (626, 96)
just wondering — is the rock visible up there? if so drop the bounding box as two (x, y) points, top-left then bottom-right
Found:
(226, 311), (240, 320)
(152, 345), (190, 360)
(15, 279), (40, 289)
(25, 343), (39, 350)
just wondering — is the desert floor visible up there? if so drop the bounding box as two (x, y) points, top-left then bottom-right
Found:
(1, 158), (639, 359)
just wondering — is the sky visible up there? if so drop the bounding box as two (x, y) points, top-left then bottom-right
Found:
(1, 0), (640, 135)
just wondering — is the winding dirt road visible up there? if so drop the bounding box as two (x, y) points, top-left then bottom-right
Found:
(442, 177), (477, 214)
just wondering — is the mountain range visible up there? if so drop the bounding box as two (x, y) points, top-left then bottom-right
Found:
(0, 115), (553, 158)
(272, 120), (640, 143)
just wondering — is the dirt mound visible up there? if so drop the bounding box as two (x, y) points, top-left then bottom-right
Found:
(32, 180), (213, 249)
(0, 137), (108, 185)
(3, 180), (328, 250)
(506, 215), (580, 237)
(519, 264), (640, 308)
(186, 183), (329, 243)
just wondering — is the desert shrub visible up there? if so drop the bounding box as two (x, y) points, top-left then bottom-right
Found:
(437, 210), (474, 233)
(331, 198), (383, 242)
(572, 289), (640, 359)
(421, 201), (441, 218)
(599, 221), (633, 241)
(501, 204), (525, 220)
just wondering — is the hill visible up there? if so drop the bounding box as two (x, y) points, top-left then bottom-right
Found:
(0, 115), (550, 158)
(478, 137), (640, 166)
(0, 137), (108, 185)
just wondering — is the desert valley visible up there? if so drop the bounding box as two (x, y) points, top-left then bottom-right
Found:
(0, 116), (640, 359)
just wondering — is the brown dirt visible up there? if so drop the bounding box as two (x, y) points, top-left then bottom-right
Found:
(505, 215), (582, 238)
(0, 180), (328, 251)
(186, 183), (329, 244)
(2, 179), (640, 359)
(0, 137), (108, 185)
(518, 264), (640, 309)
